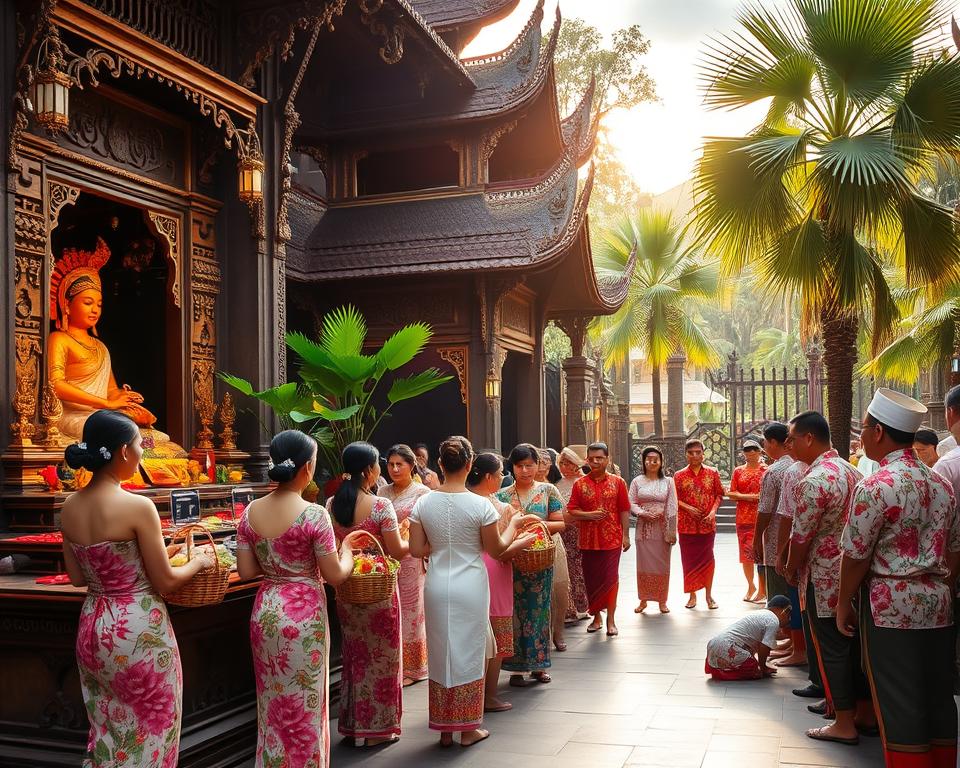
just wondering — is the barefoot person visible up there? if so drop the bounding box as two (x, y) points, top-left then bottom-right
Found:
(783, 411), (873, 747)
(410, 438), (535, 746)
(628, 446), (677, 614)
(705, 596), (793, 680)
(673, 439), (724, 610)
(567, 442), (631, 636)
(838, 390), (960, 765)
(728, 438), (767, 602)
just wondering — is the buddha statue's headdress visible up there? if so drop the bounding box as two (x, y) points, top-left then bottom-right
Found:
(50, 237), (111, 333)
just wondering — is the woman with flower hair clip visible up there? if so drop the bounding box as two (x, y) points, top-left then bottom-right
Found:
(59, 409), (216, 768)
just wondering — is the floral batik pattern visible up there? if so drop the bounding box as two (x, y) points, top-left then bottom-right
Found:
(495, 483), (561, 672)
(756, 455), (795, 564)
(237, 504), (338, 768)
(330, 497), (403, 738)
(730, 463), (766, 564)
(379, 482), (431, 682)
(790, 449), (861, 617)
(71, 539), (182, 768)
(841, 449), (957, 629)
(673, 466), (725, 534)
(427, 679), (484, 732)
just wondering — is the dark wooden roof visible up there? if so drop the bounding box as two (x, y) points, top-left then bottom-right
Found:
(307, 0), (559, 136)
(561, 76), (599, 165)
(409, 0), (520, 29)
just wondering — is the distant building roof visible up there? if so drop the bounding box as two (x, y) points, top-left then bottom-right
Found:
(630, 379), (726, 406)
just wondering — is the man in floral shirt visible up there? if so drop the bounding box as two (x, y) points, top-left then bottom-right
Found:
(837, 389), (960, 767)
(783, 411), (871, 746)
(673, 439), (724, 610)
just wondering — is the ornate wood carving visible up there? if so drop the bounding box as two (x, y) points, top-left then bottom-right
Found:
(557, 316), (589, 358)
(11, 158), (46, 445)
(217, 392), (238, 450)
(190, 212), (220, 451)
(147, 211), (182, 309)
(11, 336), (41, 446)
(40, 382), (64, 447)
(47, 182), (80, 229)
(479, 120), (518, 164)
(501, 295), (531, 336)
(276, 257), (287, 381)
(438, 346), (468, 406)
(359, 0), (405, 65)
(238, 0), (348, 88)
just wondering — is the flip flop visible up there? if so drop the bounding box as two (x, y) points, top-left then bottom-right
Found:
(707, 599), (719, 609)
(461, 730), (490, 748)
(509, 674), (532, 688)
(606, 628), (619, 637)
(484, 702), (513, 713)
(531, 672), (551, 683)
(685, 600), (697, 609)
(806, 727), (859, 746)
(553, 641), (567, 652)
(587, 624), (602, 633)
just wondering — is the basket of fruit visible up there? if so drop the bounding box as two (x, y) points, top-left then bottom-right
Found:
(164, 524), (230, 607)
(513, 519), (555, 574)
(338, 531), (400, 605)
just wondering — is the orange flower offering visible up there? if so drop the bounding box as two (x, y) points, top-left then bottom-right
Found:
(351, 552), (400, 576)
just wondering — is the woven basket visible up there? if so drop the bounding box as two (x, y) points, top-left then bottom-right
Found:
(338, 531), (399, 605)
(164, 524), (229, 607)
(513, 519), (555, 574)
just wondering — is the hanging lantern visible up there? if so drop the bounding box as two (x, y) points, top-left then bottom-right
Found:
(484, 376), (501, 400)
(238, 154), (264, 202)
(32, 27), (72, 134)
(581, 400), (593, 426)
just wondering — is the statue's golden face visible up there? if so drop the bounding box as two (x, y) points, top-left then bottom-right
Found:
(67, 288), (102, 331)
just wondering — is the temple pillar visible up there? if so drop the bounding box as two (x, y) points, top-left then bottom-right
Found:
(562, 356), (593, 445)
(925, 364), (947, 431)
(806, 340), (823, 413)
(665, 352), (686, 436)
(1, 0), (16, 476)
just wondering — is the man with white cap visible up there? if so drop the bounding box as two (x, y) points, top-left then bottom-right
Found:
(783, 410), (872, 746)
(837, 388), (960, 767)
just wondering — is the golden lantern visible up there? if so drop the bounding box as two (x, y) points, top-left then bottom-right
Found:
(32, 27), (72, 134)
(238, 153), (264, 203)
(484, 376), (501, 400)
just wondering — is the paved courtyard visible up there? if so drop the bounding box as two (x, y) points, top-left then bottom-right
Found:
(327, 533), (899, 768)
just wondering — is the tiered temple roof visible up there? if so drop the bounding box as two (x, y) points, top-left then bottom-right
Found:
(409, 0), (520, 30)
(288, 0), (632, 318)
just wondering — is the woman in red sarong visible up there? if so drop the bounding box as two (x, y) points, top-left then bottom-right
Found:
(727, 438), (767, 603)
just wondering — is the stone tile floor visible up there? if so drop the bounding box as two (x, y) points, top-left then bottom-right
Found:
(317, 533), (951, 767)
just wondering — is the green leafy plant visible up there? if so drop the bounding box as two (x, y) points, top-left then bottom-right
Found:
(220, 305), (452, 471)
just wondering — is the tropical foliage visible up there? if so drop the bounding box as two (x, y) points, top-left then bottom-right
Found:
(220, 305), (452, 472)
(591, 209), (721, 435)
(693, 0), (960, 456)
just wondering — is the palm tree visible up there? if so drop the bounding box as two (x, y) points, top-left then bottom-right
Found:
(693, 0), (960, 457)
(592, 209), (721, 435)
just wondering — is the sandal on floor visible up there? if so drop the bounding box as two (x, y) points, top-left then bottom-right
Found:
(707, 599), (719, 609)
(606, 628), (619, 637)
(531, 672), (552, 684)
(806, 727), (858, 746)
(509, 674), (532, 687)
(553, 641), (567, 652)
(484, 701), (512, 713)
(587, 623), (602, 633)
(685, 600), (697, 609)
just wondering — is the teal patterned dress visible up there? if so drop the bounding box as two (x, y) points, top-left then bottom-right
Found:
(495, 482), (564, 671)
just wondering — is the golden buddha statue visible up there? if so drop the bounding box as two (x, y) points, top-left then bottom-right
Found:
(47, 238), (189, 481)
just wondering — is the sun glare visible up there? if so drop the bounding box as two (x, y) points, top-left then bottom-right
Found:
(461, 0), (560, 59)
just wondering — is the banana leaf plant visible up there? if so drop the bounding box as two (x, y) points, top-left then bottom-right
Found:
(219, 305), (452, 473)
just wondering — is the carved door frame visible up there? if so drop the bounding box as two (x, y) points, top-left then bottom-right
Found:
(11, 149), (221, 451)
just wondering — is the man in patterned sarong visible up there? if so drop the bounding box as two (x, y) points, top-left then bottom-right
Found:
(838, 389), (960, 765)
(784, 410), (873, 747)
(567, 442), (630, 637)
(673, 439), (724, 610)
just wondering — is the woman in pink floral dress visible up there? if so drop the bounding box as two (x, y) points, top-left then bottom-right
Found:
(379, 444), (431, 686)
(329, 441), (408, 746)
(236, 430), (359, 768)
(60, 410), (215, 768)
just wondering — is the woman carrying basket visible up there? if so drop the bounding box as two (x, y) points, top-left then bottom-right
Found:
(328, 442), (408, 747)
(495, 443), (566, 686)
(236, 430), (359, 768)
(409, 437), (535, 746)
(60, 410), (216, 768)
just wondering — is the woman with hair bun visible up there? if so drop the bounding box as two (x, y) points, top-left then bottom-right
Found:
(236, 430), (360, 768)
(328, 441), (407, 747)
(409, 437), (534, 745)
(60, 409), (216, 768)
(378, 444), (431, 686)
(495, 443), (566, 686)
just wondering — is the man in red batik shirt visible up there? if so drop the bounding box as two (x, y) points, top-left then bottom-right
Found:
(673, 438), (724, 610)
(567, 442), (631, 637)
